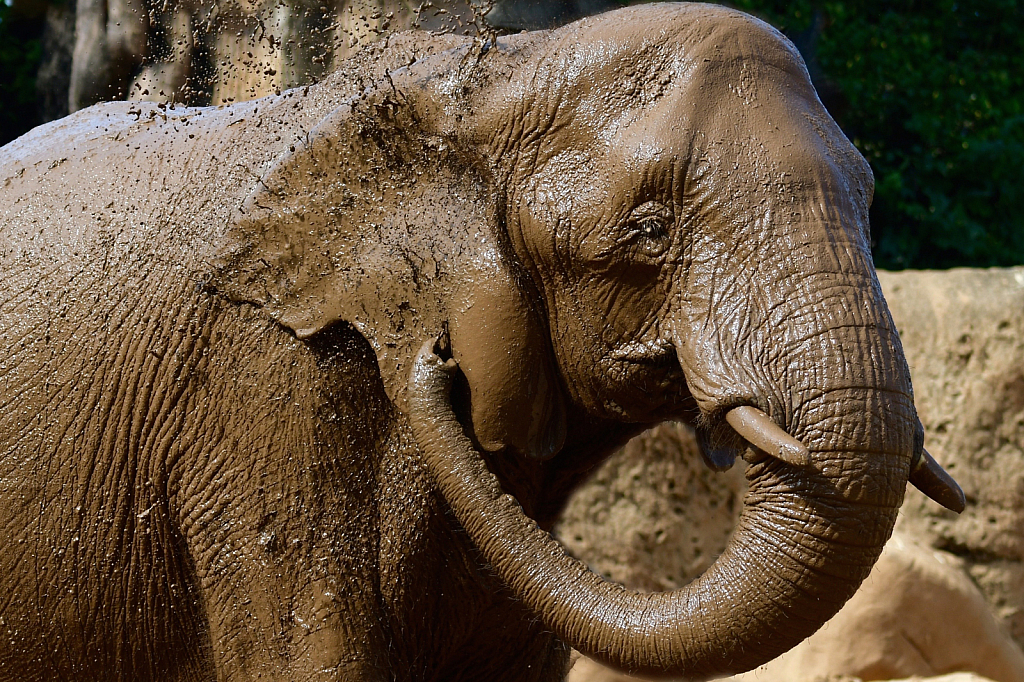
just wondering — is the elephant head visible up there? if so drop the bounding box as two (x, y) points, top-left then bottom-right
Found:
(214, 4), (963, 678)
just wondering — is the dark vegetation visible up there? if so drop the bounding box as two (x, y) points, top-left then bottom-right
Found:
(0, 0), (1020, 269)
(0, 0), (44, 145)
(732, 0), (1024, 269)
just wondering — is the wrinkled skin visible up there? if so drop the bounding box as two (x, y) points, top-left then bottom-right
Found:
(0, 5), (920, 682)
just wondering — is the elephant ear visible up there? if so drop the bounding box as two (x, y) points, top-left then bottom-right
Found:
(211, 82), (567, 460)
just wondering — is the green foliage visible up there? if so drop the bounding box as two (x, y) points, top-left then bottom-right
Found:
(730, 0), (1024, 269)
(0, 2), (43, 146)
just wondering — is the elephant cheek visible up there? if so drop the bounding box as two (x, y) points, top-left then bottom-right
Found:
(449, 283), (567, 461)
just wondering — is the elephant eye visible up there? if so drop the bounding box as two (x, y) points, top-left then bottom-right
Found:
(627, 202), (672, 259)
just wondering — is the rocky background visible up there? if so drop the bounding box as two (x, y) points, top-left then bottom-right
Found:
(555, 266), (1024, 682)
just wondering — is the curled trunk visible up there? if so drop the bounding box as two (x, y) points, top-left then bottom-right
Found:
(409, 344), (904, 679)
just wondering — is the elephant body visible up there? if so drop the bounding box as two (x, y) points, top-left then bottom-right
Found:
(0, 5), (962, 682)
(2, 34), (572, 681)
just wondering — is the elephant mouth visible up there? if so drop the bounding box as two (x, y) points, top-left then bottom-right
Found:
(598, 341), (692, 421)
(607, 339), (676, 365)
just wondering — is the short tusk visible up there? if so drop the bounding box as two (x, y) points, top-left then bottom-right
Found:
(725, 406), (811, 467)
(909, 448), (966, 513)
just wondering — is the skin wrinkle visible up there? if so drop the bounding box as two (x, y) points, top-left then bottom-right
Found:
(18, 280), (192, 675)
(716, 522), (811, 651)
(692, 256), (892, 409)
(735, 531), (857, 613)
(743, 504), (879, 571)
(507, 58), (561, 177)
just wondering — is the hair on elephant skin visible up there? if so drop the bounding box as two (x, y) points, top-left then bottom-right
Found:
(0, 4), (963, 681)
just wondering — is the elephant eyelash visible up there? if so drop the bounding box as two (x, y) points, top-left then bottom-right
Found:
(637, 217), (668, 241)
(628, 214), (671, 259)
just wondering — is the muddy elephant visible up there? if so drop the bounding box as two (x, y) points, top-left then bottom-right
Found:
(0, 4), (963, 681)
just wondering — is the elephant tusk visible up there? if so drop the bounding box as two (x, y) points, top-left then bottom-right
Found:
(725, 406), (811, 467)
(909, 448), (966, 513)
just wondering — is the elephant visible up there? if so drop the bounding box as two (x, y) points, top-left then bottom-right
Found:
(0, 3), (964, 681)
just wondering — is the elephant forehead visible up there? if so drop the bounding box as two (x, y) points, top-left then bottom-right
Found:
(528, 7), (821, 168)
(545, 3), (805, 108)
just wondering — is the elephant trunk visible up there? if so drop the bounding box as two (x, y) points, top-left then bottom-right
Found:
(409, 342), (908, 679)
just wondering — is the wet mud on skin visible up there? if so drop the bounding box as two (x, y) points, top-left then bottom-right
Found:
(0, 4), (956, 681)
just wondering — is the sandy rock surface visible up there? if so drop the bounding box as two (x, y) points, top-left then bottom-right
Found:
(554, 421), (746, 593)
(556, 267), (1024, 682)
(881, 268), (1024, 645)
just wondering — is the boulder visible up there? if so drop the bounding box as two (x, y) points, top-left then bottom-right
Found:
(567, 659), (1001, 682)
(911, 676), (1004, 682)
(565, 534), (1024, 682)
(881, 269), (1024, 646)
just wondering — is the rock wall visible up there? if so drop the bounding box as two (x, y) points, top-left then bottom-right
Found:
(554, 421), (745, 595)
(73, 0), (478, 110)
(885, 268), (1024, 645)
(555, 267), (1024, 681)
